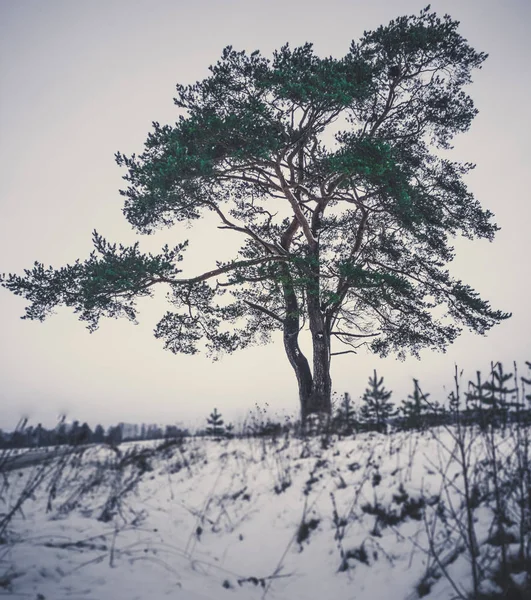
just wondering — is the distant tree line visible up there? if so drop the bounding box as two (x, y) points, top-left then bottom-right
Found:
(0, 419), (189, 450)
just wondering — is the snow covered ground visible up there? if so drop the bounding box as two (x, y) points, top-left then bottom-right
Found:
(1, 428), (529, 599)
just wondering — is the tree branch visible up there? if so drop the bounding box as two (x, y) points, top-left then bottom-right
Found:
(242, 299), (285, 323)
(331, 331), (379, 338)
(161, 256), (290, 286)
(205, 201), (283, 255)
(280, 217), (300, 251)
(274, 160), (318, 249)
(330, 350), (358, 356)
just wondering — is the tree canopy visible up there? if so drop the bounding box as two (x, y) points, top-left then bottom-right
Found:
(1, 7), (510, 421)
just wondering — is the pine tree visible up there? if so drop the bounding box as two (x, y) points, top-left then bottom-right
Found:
(401, 380), (430, 430)
(359, 371), (395, 433)
(107, 425), (122, 446)
(68, 420), (80, 445)
(465, 370), (492, 427)
(93, 424), (105, 443)
(165, 424), (184, 439)
(25, 426), (34, 448)
(56, 422), (67, 446)
(2, 9), (510, 427)
(466, 363), (520, 427)
(334, 392), (357, 435)
(206, 408), (225, 437)
(465, 370), (488, 410)
(78, 422), (92, 444)
(480, 362), (518, 427)
(425, 400), (446, 427)
(33, 423), (44, 447)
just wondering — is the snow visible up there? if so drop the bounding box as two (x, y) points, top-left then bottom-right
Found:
(1, 428), (529, 599)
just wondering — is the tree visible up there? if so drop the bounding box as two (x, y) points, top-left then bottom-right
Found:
(359, 370), (395, 432)
(33, 423), (44, 447)
(205, 408), (225, 437)
(25, 426), (34, 447)
(93, 424), (105, 443)
(1, 8), (510, 425)
(68, 420), (80, 445)
(106, 425), (122, 446)
(149, 425), (163, 440)
(401, 379), (430, 430)
(11, 430), (26, 448)
(78, 422), (93, 444)
(225, 422), (235, 438)
(424, 400), (446, 427)
(165, 424), (185, 439)
(472, 362), (519, 427)
(465, 370), (487, 413)
(333, 392), (357, 435)
(56, 422), (67, 446)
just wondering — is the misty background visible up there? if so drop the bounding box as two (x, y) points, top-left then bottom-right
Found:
(0, 0), (529, 430)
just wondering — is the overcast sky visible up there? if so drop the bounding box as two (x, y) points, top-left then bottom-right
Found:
(0, 0), (529, 430)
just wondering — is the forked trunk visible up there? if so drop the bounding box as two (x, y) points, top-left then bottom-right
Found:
(281, 262), (332, 429)
(283, 325), (332, 428)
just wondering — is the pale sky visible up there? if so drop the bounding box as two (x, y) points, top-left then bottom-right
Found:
(1, 0), (529, 430)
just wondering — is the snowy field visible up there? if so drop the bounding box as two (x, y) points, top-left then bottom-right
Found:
(1, 428), (529, 600)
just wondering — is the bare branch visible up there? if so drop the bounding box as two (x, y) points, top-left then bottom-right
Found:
(205, 201), (282, 255)
(274, 160), (318, 249)
(159, 256), (290, 286)
(242, 299), (285, 323)
(331, 331), (379, 338)
(330, 350), (358, 356)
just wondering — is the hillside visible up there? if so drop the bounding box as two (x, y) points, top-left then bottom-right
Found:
(1, 428), (530, 599)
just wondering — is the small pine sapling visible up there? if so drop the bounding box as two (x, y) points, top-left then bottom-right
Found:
(425, 400), (446, 428)
(480, 362), (518, 428)
(205, 408), (225, 437)
(465, 370), (490, 427)
(401, 380), (430, 430)
(334, 392), (357, 435)
(359, 370), (395, 433)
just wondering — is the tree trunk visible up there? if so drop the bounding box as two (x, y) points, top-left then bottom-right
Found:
(280, 257), (332, 428)
(304, 240), (332, 423)
(283, 268), (331, 428)
(283, 320), (332, 428)
(280, 197), (332, 426)
(283, 325), (314, 423)
(281, 268), (314, 424)
(305, 292), (332, 421)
